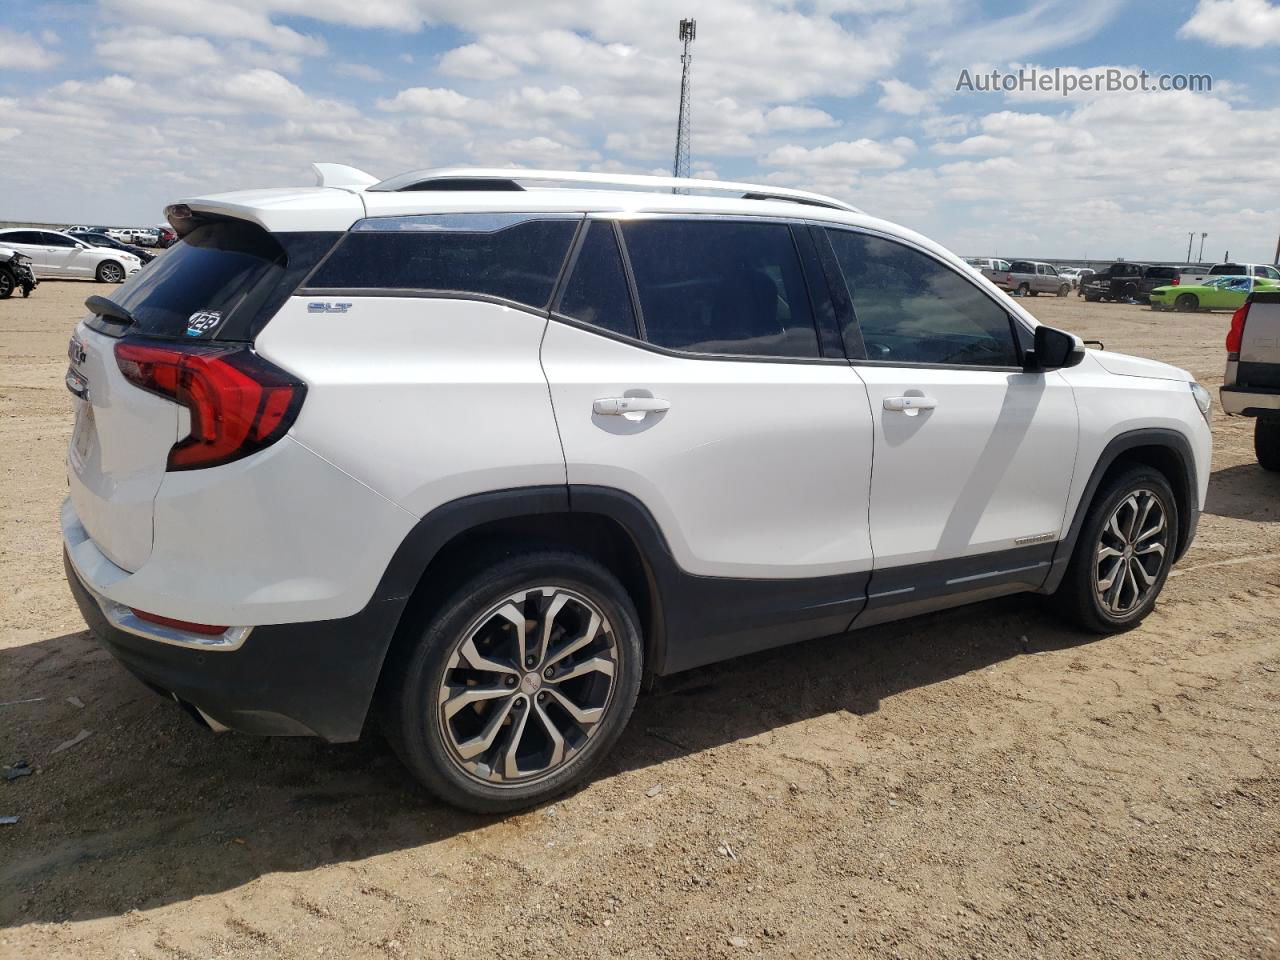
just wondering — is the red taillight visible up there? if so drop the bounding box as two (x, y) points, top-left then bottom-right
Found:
(130, 608), (228, 635)
(114, 340), (305, 470)
(1226, 302), (1251, 357)
(1171, 277), (1180, 285)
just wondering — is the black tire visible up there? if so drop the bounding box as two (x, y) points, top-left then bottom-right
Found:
(1057, 284), (1070, 297)
(383, 549), (643, 813)
(0, 266), (13, 299)
(1053, 466), (1178, 634)
(1175, 293), (1198, 312)
(1121, 282), (1138, 300)
(1255, 418), (1280, 472)
(95, 260), (125, 283)
(1017, 283), (1031, 297)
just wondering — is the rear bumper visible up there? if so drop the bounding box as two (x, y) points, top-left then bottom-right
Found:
(1220, 384), (1280, 416)
(64, 547), (407, 742)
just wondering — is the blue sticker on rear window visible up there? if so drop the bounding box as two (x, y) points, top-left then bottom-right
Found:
(186, 310), (222, 337)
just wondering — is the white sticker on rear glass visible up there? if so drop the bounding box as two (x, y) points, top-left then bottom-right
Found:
(186, 310), (222, 337)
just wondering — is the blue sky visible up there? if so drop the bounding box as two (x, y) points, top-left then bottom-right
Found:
(1, 0), (1278, 263)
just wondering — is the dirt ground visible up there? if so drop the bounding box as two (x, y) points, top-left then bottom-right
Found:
(1, 279), (1277, 960)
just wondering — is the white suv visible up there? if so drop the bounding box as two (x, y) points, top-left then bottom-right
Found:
(62, 166), (1213, 811)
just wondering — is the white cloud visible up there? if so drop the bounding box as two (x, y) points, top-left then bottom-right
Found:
(438, 43), (520, 79)
(95, 27), (224, 75)
(0, 28), (61, 69)
(100, 0), (325, 54)
(0, 127), (20, 142)
(878, 79), (933, 115)
(377, 86), (472, 117)
(1180, 0), (1280, 46)
(334, 62), (385, 82)
(764, 105), (839, 130)
(763, 138), (912, 170)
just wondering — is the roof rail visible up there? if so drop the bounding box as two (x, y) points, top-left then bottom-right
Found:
(365, 167), (860, 213)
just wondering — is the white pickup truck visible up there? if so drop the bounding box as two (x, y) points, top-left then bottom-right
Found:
(1222, 288), (1280, 469)
(1185, 262), (1280, 287)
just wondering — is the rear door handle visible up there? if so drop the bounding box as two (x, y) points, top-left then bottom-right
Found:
(593, 397), (670, 417)
(883, 395), (937, 414)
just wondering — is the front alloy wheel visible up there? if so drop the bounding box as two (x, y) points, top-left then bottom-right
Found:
(1095, 490), (1168, 616)
(97, 261), (125, 283)
(1054, 466), (1178, 633)
(438, 586), (619, 786)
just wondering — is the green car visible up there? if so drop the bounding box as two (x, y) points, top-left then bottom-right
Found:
(1150, 275), (1280, 312)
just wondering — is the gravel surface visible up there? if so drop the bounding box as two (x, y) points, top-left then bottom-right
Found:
(1, 281), (1277, 959)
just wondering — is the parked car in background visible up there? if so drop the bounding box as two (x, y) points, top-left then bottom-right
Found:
(1151, 276), (1280, 312)
(1222, 288), (1280, 469)
(0, 245), (38, 298)
(1008, 260), (1071, 297)
(61, 164), (1212, 812)
(0, 228), (142, 282)
(69, 230), (156, 264)
(1082, 263), (1178, 303)
(154, 225), (177, 248)
(1182, 262), (1280, 287)
(963, 257), (1014, 290)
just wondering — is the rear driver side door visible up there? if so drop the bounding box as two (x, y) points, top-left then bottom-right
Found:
(541, 216), (875, 667)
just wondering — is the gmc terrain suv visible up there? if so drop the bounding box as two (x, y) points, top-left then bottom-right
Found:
(63, 165), (1213, 811)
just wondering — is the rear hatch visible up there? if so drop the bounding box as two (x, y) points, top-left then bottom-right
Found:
(66, 218), (324, 572)
(1238, 291), (1280, 390)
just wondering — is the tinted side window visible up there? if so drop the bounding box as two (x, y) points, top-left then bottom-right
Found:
(826, 229), (1019, 367)
(1209, 264), (1243, 276)
(41, 233), (77, 247)
(557, 221), (638, 339)
(1010, 261), (1034, 273)
(3, 231), (41, 245)
(309, 215), (578, 310)
(621, 220), (819, 359)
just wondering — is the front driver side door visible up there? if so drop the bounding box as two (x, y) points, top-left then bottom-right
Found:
(820, 227), (1079, 624)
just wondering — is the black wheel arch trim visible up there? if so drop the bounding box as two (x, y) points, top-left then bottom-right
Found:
(1041, 427), (1200, 594)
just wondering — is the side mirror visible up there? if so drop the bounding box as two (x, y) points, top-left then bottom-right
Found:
(1025, 325), (1085, 371)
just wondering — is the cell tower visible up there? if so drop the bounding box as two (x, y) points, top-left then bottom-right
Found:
(672, 18), (696, 186)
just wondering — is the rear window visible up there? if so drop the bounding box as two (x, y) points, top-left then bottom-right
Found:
(108, 221), (291, 340)
(306, 214), (579, 310)
(1209, 264), (1245, 275)
(1009, 261), (1034, 273)
(1145, 267), (1177, 279)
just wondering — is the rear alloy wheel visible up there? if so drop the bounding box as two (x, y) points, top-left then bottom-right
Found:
(96, 260), (125, 284)
(0, 266), (13, 299)
(385, 551), (643, 812)
(1057, 284), (1070, 297)
(1054, 466), (1177, 633)
(1175, 293), (1199, 312)
(1121, 282), (1139, 300)
(1256, 418), (1280, 472)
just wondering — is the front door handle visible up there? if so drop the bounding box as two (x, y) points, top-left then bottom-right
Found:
(593, 397), (671, 417)
(883, 395), (937, 415)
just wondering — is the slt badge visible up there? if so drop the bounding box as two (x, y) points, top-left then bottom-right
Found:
(308, 302), (351, 314)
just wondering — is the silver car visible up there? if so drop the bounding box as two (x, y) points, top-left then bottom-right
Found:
(1008, 260), (1072, 297)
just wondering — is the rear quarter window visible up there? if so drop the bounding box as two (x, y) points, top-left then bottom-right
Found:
(305, 214), (579, 311)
